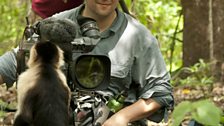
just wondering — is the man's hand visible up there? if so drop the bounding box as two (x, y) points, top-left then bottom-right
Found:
(102, 98), (161, 126)
(102, 112), (129, 126)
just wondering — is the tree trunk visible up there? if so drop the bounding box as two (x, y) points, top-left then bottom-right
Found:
(182, 0), (224, 82)
(182, 0), (210, 67)
(212, 0), (224, 81)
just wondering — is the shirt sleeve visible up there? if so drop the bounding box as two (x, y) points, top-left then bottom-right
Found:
(0, 50), (17, 87)
(107, 14), (173, 106)
(132, 30), (173, 104)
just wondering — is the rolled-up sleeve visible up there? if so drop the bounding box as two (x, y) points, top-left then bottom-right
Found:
(133, 31), (173, 107)
(107, 14), (174, 108)
(0, 50), (17, 87)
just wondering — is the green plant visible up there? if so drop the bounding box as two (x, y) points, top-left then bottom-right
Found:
(0, 99), (16, 110)
(171, 59), (214, 86)
(0, 0), (27, 55)
(171, 99), (222, 126)
(125, 0), (183, 72)
(0, 99), (10, 118)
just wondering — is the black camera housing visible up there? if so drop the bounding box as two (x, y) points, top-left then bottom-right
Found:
(17, 16), (111, 92)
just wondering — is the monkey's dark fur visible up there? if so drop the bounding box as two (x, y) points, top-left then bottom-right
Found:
(13, 41), (71, 126)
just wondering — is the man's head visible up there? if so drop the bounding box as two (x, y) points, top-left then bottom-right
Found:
(83, 0), (119, 18)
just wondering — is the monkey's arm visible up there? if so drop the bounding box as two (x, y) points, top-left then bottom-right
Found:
(13, 92), (34, 126)
(14, 72), (35, 126)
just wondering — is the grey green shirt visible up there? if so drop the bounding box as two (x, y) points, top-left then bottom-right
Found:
(52, 4), (173, 106)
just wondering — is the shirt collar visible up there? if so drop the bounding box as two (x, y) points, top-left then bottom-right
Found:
(100, 9), (125, 38)
(110, 9), (125, 33)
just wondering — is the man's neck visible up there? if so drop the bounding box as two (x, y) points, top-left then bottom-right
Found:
(97, 12), (117, 32)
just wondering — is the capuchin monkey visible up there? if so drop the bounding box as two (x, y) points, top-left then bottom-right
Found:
(13, 41), (71, 126)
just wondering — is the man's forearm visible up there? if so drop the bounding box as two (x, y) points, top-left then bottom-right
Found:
(117, 98), (161, 122)
(102, 98), (162, 126)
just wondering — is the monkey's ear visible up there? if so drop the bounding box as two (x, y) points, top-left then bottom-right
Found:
(27, 44), (39, 68)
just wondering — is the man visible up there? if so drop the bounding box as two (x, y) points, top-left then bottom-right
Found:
(51, 0), (173, 125)
(0, 0), (173, 125)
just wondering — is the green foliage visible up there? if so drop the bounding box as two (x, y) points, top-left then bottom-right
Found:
(171, 101), (192, 126)
(221, 116), (224, 124)
(0, 111), (6, 119)
(0, 99), (16, 110)
(0, 0), (27, 55)
(171, 99), (222, 126)
(0, 99), (9, 117)
(171, 59), (214, 86)
(126, 0), (183, 72)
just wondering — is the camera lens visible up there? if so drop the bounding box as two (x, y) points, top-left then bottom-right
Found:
(77, 16), (100, 39)
(75, 56), (105, 89)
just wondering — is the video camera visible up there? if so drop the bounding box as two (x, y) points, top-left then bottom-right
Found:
(17, 16), (111, 92)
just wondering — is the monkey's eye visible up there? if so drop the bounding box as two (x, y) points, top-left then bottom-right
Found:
(71, 55), (110, 90)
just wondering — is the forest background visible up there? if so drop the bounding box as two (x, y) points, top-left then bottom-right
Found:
(0, 0), (223, 125)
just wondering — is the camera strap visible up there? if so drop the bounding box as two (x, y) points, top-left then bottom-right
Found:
(119, 0), (130, 15)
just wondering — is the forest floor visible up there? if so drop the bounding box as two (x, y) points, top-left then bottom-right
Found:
(0, 83), (223, 126)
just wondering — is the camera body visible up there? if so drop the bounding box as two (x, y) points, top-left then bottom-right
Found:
(18, 16), (111, 91)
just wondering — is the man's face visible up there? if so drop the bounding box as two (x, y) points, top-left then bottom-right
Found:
(85, 0), (119, 17)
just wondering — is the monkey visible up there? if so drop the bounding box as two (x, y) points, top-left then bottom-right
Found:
(13, 41), (71, 126)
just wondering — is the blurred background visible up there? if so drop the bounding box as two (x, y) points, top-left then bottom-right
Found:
(0, 0), (223, 125)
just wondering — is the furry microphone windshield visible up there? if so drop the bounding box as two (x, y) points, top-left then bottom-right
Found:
(37, 17), (78, 43)
(36, 17), (79, 61)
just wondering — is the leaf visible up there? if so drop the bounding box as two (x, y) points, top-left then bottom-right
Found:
(171, 101), (192, 126)
(192, 100), (222, 126)
(220, 116), (224, 124)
